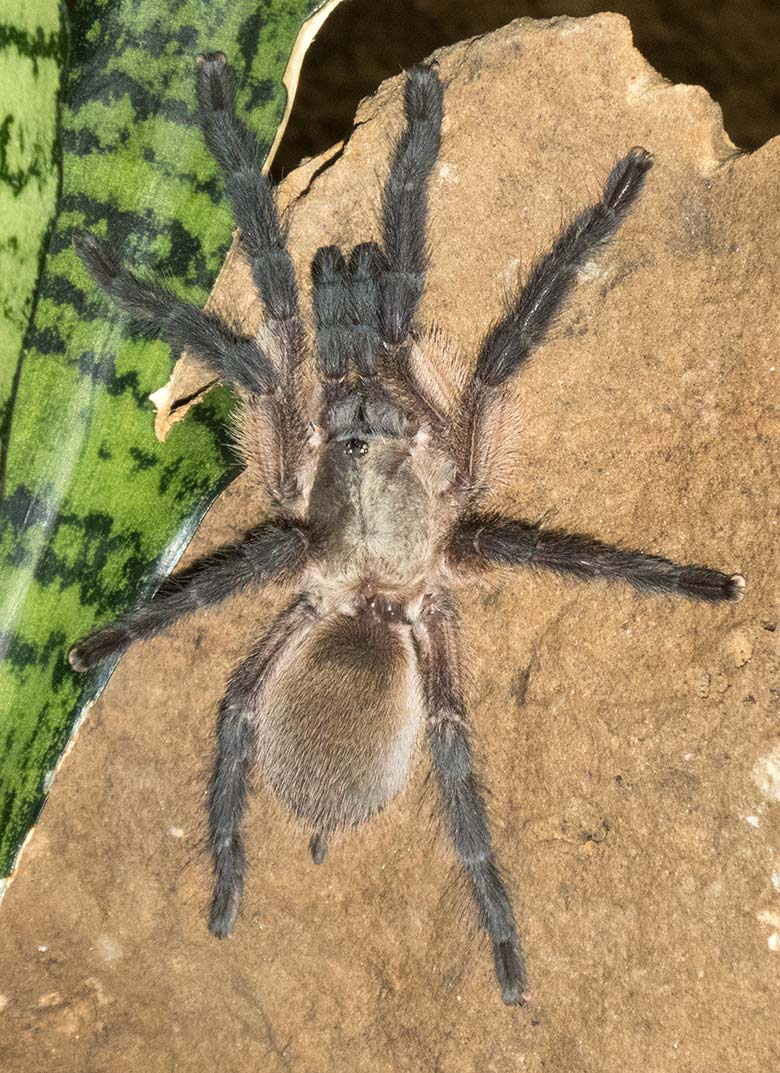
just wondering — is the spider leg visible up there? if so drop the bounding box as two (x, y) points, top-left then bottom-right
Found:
(347, 242), (384, 376)
(69, 522), (309, 671)
(460, 149), (653, 486)
(369, 65), (462, 435)
(307, 65), (446, 432)
(450, 514), (745, 602)
(477, 148), (653, 386)
(195, 53), (309, 490)
(311, 245), (352, 382)
(310, 65), (442, 376)
(415, 597), (528, 1006)
(195, 53), (299, 334)
(209, 596), (317, 936)
(73, 233), (276, 395)
(378, 63), (443, 347)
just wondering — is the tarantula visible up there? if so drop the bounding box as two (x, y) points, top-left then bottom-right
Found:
(70, 53), (744, 1006)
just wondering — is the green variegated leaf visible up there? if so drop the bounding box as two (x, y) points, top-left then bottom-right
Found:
(0, 0), (64, 443)
(0, 0), (339, 879)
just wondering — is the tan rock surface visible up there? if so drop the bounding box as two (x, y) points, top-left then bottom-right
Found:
(2, 15), (778, 1072)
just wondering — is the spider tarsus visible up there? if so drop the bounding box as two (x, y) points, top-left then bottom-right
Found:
(196, 50), (227, 68)
(494, 940), (529, 1007)
(309, 832), (328, 864)
(728, 573), (746, 601)
(678, 565), (746, 603)
(67, 646), (90, 672)
(208, 897), (238, 939)
(195, 51), (234, 119)
(626, 144), (654, 167)
(73, 231), (120, 289)
(349, 242), (385, 273)
(604, 146), (654, 215)
(68, 630), (127, 672)
(405, 60), (443, 112)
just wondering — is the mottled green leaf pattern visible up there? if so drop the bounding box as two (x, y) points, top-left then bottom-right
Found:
(0, 0), (64, 445)
(0, 0), (325, 876)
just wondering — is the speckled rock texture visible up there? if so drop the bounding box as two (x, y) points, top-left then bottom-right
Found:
(1, 15), (778, 1072)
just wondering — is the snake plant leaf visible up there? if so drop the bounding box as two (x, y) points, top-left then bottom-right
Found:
(0, 0), (341, 881)
(0, 0), (64, 446)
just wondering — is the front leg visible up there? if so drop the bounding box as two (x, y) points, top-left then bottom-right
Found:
(195, 53), (299, 330)
(415, 596), (528, 1006)
(450, 514), (744, 602)
(379, 63), (444, 347)
(69, 521), (308, 670)
(195, 53), (308, 476)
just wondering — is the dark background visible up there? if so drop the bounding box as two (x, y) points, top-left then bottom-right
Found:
(273, 0), (779, 177)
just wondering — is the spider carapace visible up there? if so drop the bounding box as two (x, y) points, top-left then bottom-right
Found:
(70, 53), (744, 1006)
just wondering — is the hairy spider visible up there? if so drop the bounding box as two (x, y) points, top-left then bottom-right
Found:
(70, 53), (744, 1006)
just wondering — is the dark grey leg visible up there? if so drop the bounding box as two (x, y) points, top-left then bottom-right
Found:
(311, 245), (351, 381)
(459, 149), (653, 485)
(347, 242), (384, 376)
(195, 52), (299, 330)
(451, 515), (745, 602)
(195, 53), (308, 484)
(476, 148), (653, 387)
(69, 522), (309, 671)
(208, 597), (317, 936)
(379, 63), (443, 346)
(73, 233), (276, 395)
(415, 598), (527, 1006)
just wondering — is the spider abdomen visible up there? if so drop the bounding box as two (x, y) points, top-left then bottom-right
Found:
(255, 612), (422, 834)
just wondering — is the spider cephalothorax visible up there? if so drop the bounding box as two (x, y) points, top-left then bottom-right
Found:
(70, 53), (744, 1006)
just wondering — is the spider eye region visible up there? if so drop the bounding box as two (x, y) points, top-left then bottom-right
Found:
(344, 438), (369, 457)
(366, 593), (405, 622)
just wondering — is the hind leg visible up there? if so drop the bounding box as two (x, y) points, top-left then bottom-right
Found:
(208, 597), (318, 935)
(414, 596), (527, 1005)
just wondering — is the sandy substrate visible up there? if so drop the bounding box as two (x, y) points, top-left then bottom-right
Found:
(2, 16), (779, 1072)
